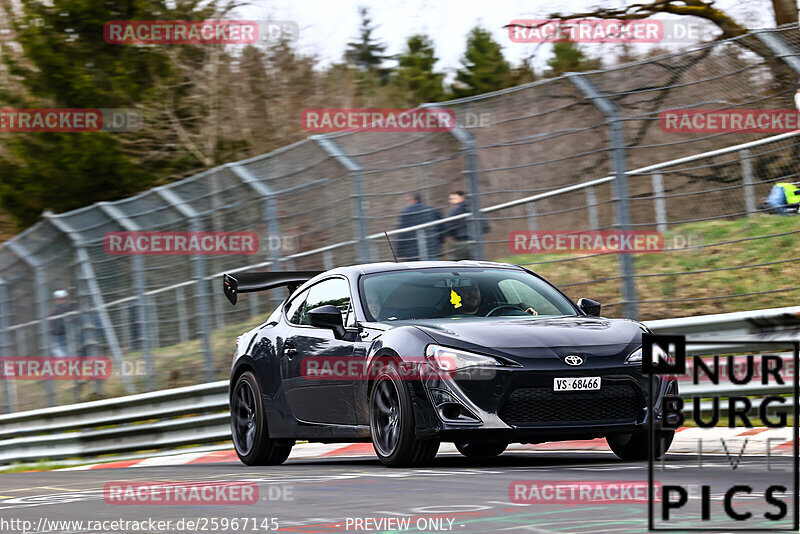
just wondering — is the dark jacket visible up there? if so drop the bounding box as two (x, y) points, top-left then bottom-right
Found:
(49, 302), (74, 337)
(444, 200), (489, 241)
(395, 202), (442, 259)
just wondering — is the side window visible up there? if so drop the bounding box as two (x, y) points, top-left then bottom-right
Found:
(285, 289), (309, 325)
(498, 279), (527, 305)
(305, 278), (351, 326)
(498, 279), (560, 315)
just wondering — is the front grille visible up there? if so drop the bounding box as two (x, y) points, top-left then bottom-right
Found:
(499, 384), (643, 426)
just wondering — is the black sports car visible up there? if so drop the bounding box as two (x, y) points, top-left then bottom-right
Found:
(223, 261), (676, 467)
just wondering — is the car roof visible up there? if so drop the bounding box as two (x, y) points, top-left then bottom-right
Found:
(323, 260), (525, 278)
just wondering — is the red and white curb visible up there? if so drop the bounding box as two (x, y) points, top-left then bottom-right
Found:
(58, 427), (794, 471)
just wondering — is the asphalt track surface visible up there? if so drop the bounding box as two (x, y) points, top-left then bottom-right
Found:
(0, 450), (796, 534)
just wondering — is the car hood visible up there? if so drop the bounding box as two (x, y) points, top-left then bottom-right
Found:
(395, 316), (645, 361)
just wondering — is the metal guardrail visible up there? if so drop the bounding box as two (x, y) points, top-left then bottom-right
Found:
(0, 381), (228, 439)
(0, 381), (229, 463)
(0, 307), (798, 464)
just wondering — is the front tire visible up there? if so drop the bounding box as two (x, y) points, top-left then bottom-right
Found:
(231, 371), (293, 465)
(607, 430), (674, 461)
(455, 440), (508, 458)
(370, 364), (439, 467)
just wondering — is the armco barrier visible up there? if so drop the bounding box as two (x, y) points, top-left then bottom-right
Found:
(0, 306), (798, 464)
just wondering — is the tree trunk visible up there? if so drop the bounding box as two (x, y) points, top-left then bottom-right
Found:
(772, 0), (799, 25)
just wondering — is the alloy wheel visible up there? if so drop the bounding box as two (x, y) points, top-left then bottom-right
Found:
(232, 380), (257, 455)
(372, 378), (401, 456)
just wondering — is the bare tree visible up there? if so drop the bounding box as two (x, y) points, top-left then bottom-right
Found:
(548, 0), (795, 39)
(508, 1), (800, 98)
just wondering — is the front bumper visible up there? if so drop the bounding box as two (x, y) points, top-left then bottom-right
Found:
(416, 364), (674, 442)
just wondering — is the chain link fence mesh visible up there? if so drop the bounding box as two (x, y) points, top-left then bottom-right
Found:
(3, 26), (800, 412)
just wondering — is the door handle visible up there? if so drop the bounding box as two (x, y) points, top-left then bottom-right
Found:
(284, 342), (297, 359)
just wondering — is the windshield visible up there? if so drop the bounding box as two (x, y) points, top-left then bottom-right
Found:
(360, 268), (578, 321)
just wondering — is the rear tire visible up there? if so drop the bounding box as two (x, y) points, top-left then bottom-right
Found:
(454, 440), (508, 458)
(607, 430), (674, 461)
(370, 364), (439, 467)
(231, 371), (293, 465)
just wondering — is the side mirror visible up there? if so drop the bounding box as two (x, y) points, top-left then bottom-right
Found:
(307, 305), (346, 339)
(577, 298), (601, 317)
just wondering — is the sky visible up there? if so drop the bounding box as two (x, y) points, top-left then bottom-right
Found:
(238, 0), (774, 74)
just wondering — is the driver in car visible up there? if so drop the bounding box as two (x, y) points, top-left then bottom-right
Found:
(457, 284), (538, 316)
(459, 284), (482, 315)
(458, 285), (539, 315)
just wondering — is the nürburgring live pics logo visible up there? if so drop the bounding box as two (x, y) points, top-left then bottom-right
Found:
(643, 333), (799, 531)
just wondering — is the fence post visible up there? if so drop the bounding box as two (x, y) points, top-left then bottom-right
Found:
(754, 31), (800, 74)
(0, 277), (17, 413)
(585, 186), (599, 230)
(176, 285), (190, 343)
(568, 73), (637, 320)
(14, 328), (27, 358)
(323, 250), (334, 270)
(44, 212), (134, 394)
(229, 164), (284, 308)
(148, 294), (160, 349)
(6, 239), (55, 406)
(97, 202), (154, 390)
(740, 149), (756, 216)
(212, 288), (225, 330)
(450, 126), (485, 261)
(415, 229), (430, 260)
(73, 264), (101, 399)
(311, 136), (371, 262)
(119, 305), (131, 351)
(419, 103), (487, 260)
(154, 188), (215, 383)
(249, 290), (260, 319)
(229, 165), (282, 269)
(525, 202), (538, 231)
(651, 173), (668, 233)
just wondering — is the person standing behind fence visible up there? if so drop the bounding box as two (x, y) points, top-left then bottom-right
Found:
(443, 190), (488, 260)
(394, 193), (442, 261)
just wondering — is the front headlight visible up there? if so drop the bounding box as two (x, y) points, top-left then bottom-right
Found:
(626, 347), (642, 364)
(625, 344), (670, 365)
(425, 344), (502, 371)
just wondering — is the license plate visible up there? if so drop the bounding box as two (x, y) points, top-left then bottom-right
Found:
(553, 377), (601, 391)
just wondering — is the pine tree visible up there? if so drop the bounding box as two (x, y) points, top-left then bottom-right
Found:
(0, 0), (217, 227)
(545, 40), (602, 77)
(391, 34), (445, 105)
(511, 54), (537, 85)
(452, 26), (513, 98)
(344, 7), (391, 85)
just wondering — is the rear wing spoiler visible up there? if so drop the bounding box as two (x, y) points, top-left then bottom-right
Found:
(223, 271), (322, 305)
